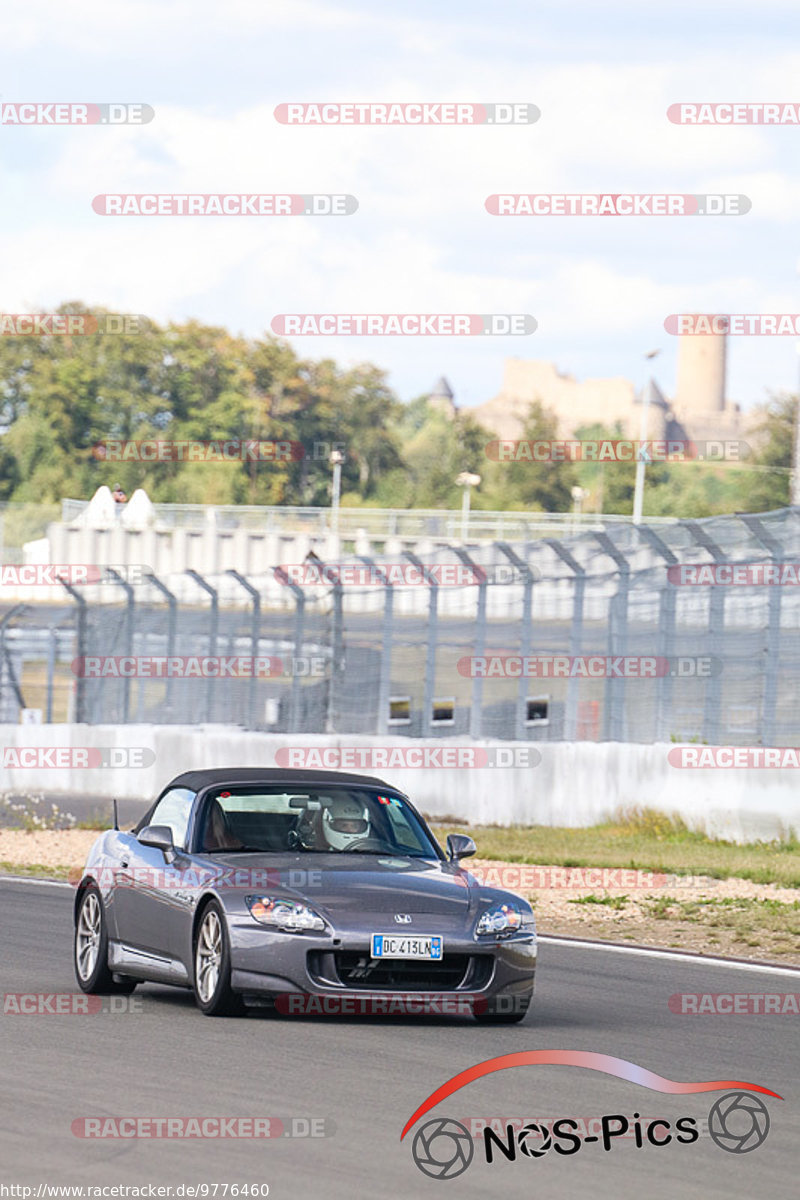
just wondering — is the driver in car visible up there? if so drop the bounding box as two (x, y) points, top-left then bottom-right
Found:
(289, 794), (373, 851)
(321, 795), (371, 850)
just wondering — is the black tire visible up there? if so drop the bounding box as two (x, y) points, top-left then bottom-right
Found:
(193, 901), (244, 1017)
(474, 989), (532, 1025)
(475, 1009), (528, 1025)
(74, 884), (138, 995)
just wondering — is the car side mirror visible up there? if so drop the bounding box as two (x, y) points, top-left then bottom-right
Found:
(138, 824), (176, 862)
(447, 833), (477, 862)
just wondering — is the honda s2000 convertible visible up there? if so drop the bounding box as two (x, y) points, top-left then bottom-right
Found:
(73, 768), (536, 1020)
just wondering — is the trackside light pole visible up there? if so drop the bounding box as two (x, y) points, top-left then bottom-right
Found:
(793, 343), (800, 506)
(330, 449), (345, 538)
(456, 472), (481, 541)
(633, 349), (661, 525)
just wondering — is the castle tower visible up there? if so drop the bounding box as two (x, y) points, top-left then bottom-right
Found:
(674, 319), (727, 420)
(428, 376), (457, 417)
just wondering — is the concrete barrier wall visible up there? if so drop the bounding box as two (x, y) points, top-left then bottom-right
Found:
(1, 725), (798, 843)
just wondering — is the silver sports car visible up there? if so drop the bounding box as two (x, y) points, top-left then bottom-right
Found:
(73, 768), (536, 1021)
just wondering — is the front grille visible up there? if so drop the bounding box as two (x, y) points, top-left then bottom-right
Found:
(308, 951), (492, 991)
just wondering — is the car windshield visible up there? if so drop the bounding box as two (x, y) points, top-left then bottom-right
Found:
(197, 785), (441, 858)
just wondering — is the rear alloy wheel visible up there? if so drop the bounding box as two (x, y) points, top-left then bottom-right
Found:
(74, 884), (137, 995)
(193, 902), (244, 1017)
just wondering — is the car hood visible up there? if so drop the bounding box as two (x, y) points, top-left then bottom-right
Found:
(195, 851), (477, 916)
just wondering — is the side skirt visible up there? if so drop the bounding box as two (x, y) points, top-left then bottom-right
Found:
(109, 940), (191, 985)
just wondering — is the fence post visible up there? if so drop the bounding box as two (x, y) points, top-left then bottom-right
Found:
(496, 542), (534, 740)
(61, 582), (87, 723)
(107, 568), (135, 724)
(544, 539), (586, 739)
(593, 533), (630, 741)
(451, 547), (487, 739)
(227, 570), (261, 730)
(328, 574), (344, 733)
(682, 522), (726, 745)
(145, 572), (178, 718)
(0, 604), (27, 717)
(274, 567), (306, 734)
(636, 525), (679, 741)
(738, 515), (783, 746)
(357, 556), (394, 735)
(185, 569), (218, 724)
(46, 624), (58, 723)
(403, 551), (438, 734)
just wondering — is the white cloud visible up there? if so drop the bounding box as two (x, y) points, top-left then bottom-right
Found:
(3, 6), (800, 410)
(2, 0), (363, 51)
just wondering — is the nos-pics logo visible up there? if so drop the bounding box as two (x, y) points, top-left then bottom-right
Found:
(402, 1051), (780, 1180)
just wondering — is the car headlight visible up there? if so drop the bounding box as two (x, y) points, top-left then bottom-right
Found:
(475, 903), (533, 938)
(245, 895), (326, 932)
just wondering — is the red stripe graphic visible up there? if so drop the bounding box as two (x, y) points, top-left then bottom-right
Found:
(400, 1050), (783, 1139)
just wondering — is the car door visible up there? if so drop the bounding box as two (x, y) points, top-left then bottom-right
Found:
(113, 787), (195, 960)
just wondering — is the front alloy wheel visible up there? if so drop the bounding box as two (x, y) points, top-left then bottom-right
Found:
(193, 902), (243, 1016)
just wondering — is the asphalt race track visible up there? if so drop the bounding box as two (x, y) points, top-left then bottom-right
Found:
(1, 878), (796, 1199)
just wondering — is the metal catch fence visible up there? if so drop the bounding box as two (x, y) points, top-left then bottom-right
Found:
(3, 507), (800, 745)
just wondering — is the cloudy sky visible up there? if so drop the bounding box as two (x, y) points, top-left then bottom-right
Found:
(3, 0), (800, 414)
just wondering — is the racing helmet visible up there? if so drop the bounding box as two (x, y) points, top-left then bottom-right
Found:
(322, 794), (370, 851)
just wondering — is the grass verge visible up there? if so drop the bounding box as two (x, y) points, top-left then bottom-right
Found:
(432, 809), (800, 888)
(0, 860), (72, 880)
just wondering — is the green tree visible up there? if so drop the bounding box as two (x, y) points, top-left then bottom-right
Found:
(572, 419), (671, 516)
(372, 403), (491, 508)
(732, 393), (793, 513)
(484, 401), (578, 512)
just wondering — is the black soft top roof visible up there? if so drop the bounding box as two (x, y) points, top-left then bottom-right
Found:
(164, 767), (400, 794)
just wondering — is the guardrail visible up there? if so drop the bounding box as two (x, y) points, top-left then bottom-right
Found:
(59, 499), (678, 543)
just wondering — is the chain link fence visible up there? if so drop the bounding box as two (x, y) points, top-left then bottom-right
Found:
(3, 507), (800, 744)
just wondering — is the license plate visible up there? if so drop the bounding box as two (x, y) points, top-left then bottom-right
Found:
(371, 934), (443, 960)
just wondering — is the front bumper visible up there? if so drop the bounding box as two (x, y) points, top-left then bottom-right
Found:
(228, 920), (536, 1012)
